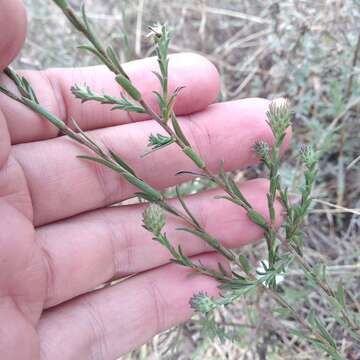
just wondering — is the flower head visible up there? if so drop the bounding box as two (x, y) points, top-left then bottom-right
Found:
(142, 204), (165, 236)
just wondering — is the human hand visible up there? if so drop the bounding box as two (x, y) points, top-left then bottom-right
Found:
(0, 1), (290, 359)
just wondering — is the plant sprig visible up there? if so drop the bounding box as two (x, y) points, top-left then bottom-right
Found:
(1, 1), (359, 357)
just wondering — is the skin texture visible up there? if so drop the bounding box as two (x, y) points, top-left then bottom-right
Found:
(0, 1), (291, 359)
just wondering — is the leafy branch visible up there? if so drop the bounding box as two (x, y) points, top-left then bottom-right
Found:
(71, 84), (145, 113)
(1, 1), (359, 357)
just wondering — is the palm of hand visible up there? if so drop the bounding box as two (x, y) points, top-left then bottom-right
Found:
(0, 144), (47, 357)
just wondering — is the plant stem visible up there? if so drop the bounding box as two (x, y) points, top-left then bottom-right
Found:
(286, 242), (360, 336)
(243, 269), (342, 354)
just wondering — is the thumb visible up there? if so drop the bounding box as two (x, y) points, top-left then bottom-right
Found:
(0, 0), (27, 71)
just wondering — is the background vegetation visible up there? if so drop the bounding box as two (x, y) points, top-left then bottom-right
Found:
(17, 0), (360, 358)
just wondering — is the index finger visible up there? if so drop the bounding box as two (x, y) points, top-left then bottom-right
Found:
(0, 0), (26, 71)
(0, 53), (220, 144)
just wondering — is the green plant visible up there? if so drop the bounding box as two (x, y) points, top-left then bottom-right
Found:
(1, 1), (359, 358)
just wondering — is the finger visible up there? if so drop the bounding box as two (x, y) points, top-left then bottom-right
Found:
(0, 53), (219, 144)
(38, 253), (225, 359)
(0, 110), (10, 167)
(13, 98), (291, 226)
(0, 0), (27, 71)
(37, 179), (282, 308)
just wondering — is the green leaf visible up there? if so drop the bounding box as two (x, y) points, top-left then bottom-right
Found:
(106, 45), (122, 73)
(218, 163), (252, 208)
(183, 147), (205, 169)
(220, 278), (256, 291)
(175, 186), (201, 228)
(108, 149), (137, 176)
(80, 2), (105, 57)
(178, 227), (218, 248)
(247, 209), (269, 230)
(77, 155), (121, 173)
(165, 86), (185, 118)
(152, 71), (163, 83)
(219, 160), (226, 180)
(153, 90), (165, 110)
(214, 195), (248, 207)
(71, 84), (145, 113)
(78, 155), (162, 201)
(71, 117), (103, 154)
(226, 176), (252, 208)
(175, 170), (209, 178)
(80, 2), (90, 30)
(142, 133), (175, 157)
(291, 330), (343, 360)
(156, 201), (182, 217)
(116, 74), (142, 101)
(217, 262), (229, 277)
(171, 113), (190, 146)
(53, 0), (68, 8)
(238, 255), (252, 274)
(111, 100), (145, 113)
(22, 99), (69, 134)
(178, 227), (235, 262)
(4, 67), (39, 103)
(136, 192), (163, 203)
(336, 282), (346, 308)
(310, 340), (343, 360)
(78, 45), (109, 66)
(310, 314), (337, 349)
(332, 312), (360, 342)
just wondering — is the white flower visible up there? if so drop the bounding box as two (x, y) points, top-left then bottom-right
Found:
(256, 259), (285, 287)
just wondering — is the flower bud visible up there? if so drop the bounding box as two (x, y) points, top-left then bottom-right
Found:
(189, 292), (217, 314)
(143, 204), (165, 236)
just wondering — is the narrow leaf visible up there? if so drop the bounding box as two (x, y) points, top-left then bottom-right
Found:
(108, 149), (137, 176)
(238, 255), (252, 274)
(116, 74), (141, 101)
(175, 170), (208, 178)
(336, 282), (346, 308)
(106, 46), (122, 73)
(183, 147), (206, 169)
(175, 186), (201, 228)
(247, 209), (269, 230)
(171, 113), (190, 146)
(71, 117), (103, 153)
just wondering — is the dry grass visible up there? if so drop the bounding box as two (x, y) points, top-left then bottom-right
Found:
(18, 0), (360, 359)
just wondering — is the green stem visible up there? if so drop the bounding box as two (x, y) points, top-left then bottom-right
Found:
(287, 242), (360, 336)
